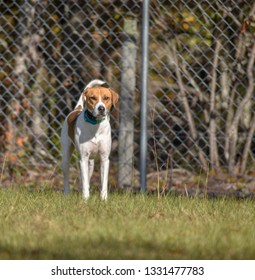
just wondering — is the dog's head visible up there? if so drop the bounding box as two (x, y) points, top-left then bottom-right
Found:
(82, 86), (119, 118)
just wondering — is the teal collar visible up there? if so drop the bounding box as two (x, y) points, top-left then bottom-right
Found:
(84, 110), (105, 125)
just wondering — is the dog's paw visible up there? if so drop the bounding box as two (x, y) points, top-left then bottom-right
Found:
(83, 193), (90, 201)
(100, 191), (108, 201)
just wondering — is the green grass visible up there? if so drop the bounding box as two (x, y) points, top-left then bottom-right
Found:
(0, 188), (255, 259)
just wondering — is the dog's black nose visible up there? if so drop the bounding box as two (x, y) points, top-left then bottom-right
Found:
(98, 105), (105, 113)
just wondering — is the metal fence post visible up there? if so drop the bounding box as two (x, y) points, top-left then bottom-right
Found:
(140, 0), (149, 192)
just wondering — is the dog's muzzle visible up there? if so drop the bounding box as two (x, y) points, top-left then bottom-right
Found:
(98, 105), (106, 115)
(94, 102), (106, 117)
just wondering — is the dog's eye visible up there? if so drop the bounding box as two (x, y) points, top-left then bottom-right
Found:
(103, 96), (110, 101)
(90, 96), (97, 101)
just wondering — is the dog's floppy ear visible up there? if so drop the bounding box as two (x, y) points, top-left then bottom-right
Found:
(109, 89), (119, 108)
(82, 88), (89, 98)
(74, 88), (89, 110)
(81, 88), (90, 103)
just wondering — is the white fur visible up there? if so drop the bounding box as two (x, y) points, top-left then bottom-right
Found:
(61, 79), (112, 200)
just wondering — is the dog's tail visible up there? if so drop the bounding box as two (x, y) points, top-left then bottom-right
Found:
(75, 79), (109, 109)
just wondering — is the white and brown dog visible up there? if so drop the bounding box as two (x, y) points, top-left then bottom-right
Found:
(61, 80), (119, 200)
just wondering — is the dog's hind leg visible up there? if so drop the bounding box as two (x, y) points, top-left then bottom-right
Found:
(62, 142), (74, 195)
(61, 122), (74, 195)
(89, 159), (94, 181)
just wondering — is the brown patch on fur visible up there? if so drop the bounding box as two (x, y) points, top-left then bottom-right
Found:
(109, 88), (119, 107)
(67, 106), (83, 142)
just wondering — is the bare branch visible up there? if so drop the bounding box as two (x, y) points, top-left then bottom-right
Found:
(152, 79), (205, 99)
(180, 62), (210, 123)
(224, 74), (236, 162)
(228, 42), (255, 172)
(171, 44), (208, 170)
(241, 113), (255, 174)
(209, 39), (221, 168)
(215, 2), (241, 27)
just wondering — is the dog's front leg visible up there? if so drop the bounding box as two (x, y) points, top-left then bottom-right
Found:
(80, 157), (90, 200)
(100, 158), (109, 200)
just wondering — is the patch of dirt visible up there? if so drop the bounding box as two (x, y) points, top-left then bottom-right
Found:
(1, 162), (255, 198)
(141, 169), (255, 198)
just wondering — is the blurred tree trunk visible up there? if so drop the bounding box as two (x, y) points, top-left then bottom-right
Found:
(14, 0), (48, 156)
(118, 15), (138, 188)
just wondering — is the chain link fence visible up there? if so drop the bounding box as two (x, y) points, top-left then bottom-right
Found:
(1, 1), (255, 192)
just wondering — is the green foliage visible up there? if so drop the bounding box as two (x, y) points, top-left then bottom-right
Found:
(0, 188), (255, 259)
